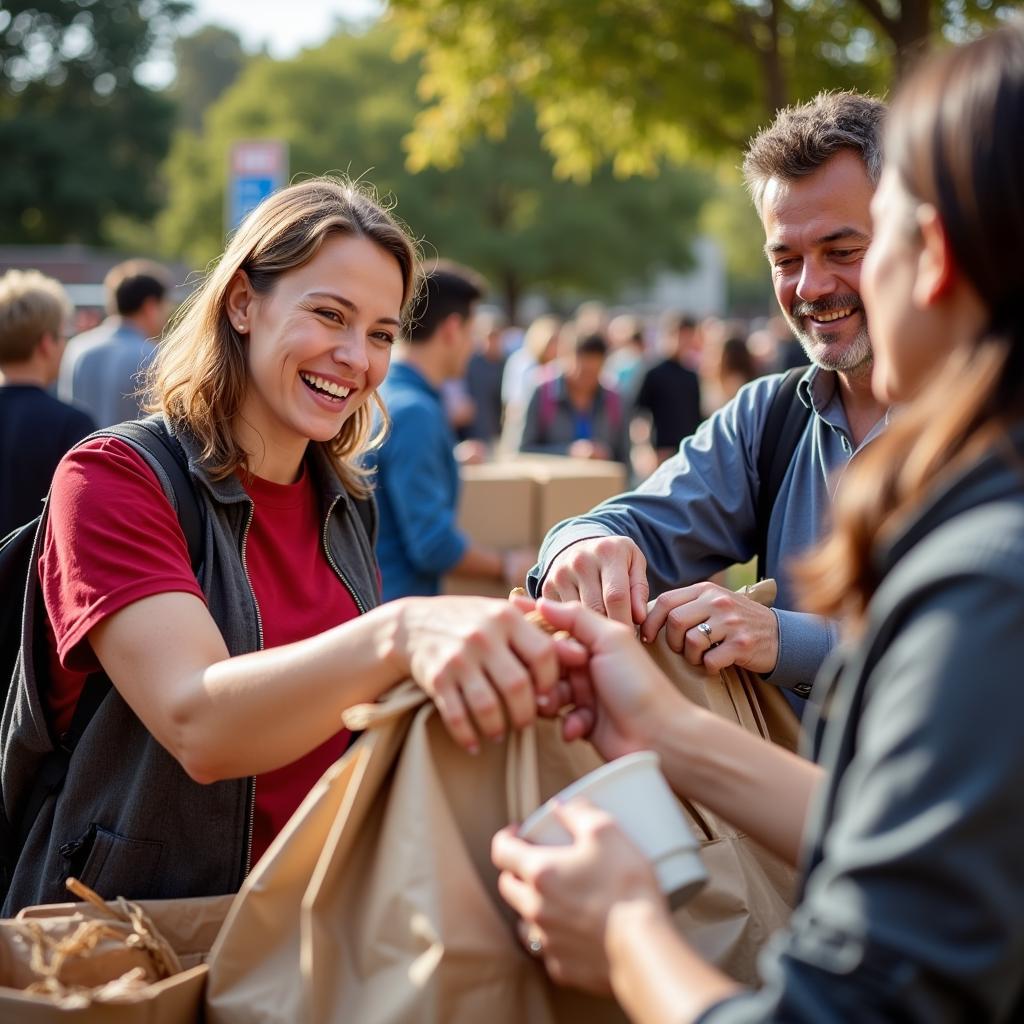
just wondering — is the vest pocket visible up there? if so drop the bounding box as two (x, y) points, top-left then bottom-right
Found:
(61, 823), (165, 901)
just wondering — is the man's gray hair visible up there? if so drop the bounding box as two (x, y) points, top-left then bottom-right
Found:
(743, 91), (887, 217)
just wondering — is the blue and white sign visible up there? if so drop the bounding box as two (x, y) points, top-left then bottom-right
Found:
(227, 140), (289, 232)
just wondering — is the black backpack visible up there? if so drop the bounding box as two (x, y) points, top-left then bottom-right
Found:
(0, 418), (203, 897)
(754, 367), (812, 583)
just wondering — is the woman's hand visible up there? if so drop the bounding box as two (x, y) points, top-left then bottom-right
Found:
(492, 798), (667, 994)
(533, 598), (687, 763)
(392, 596), (586, 753)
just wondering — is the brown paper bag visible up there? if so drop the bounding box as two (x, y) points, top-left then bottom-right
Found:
(643, 578), (800, 982)
(207, 582), (799, 1022)
(0, 893), (231, 1022)
(206, 683), (623, 1024)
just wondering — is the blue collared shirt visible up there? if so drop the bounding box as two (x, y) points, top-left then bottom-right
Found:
(368, 362), (467, 601)
(528, 366), (887, 694)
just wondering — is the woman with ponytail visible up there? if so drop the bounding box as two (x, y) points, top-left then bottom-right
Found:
(492, 24), (1024, 1022)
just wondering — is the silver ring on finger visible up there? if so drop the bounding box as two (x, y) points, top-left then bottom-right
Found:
(697, 621), (723, 652)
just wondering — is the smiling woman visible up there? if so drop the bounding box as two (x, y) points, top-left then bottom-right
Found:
(1, 176), (582, 914)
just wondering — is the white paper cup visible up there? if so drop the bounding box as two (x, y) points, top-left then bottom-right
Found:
(518, 750), (707, 908)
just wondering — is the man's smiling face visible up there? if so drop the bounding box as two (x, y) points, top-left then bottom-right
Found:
(761, 149), (876, 375)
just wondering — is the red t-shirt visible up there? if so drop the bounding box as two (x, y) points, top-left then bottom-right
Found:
(40, 437), (359, 864)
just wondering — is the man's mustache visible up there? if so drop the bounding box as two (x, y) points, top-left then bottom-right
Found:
(791, 294), (863, 319)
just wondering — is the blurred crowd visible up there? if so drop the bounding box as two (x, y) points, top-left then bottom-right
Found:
(442, 303), (808, 482)
(0, 252), (806, 538)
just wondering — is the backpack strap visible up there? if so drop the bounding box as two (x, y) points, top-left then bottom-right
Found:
(755, 368), (811, 581)
(55, 420), (205, 754)
(103, 418), (204, 574)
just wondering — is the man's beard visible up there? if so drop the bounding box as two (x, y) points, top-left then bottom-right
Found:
(786, 294), (873, 373)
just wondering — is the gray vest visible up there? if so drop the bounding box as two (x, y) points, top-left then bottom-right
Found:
(1, 418), (380, 914)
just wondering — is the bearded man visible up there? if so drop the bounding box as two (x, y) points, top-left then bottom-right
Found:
(527, 92), (887, 707)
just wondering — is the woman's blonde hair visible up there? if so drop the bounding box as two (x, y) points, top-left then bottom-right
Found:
(146, 176), (419, 495)
(796, 24), (1024, 626)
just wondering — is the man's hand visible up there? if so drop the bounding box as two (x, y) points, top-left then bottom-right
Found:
(640, 582), (779, 676)
(541, 536), (649, 626)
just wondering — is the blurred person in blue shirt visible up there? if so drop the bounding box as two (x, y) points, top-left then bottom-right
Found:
(368, 262), (529, 600)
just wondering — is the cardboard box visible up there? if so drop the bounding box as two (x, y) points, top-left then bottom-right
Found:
(510, 456), (627, 540)
(441, 456), (628, 598)
(2, 894), (232, 1022)
(451, 467), (535, 549)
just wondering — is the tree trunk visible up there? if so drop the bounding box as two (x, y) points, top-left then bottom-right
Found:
(893, 0), (932, 77)
(855, 0), (932, 79)
(760, 0), (788, 115)
(501, 270), (522, 326)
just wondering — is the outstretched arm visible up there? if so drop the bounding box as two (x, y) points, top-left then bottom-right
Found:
(91, 593), (584, 782)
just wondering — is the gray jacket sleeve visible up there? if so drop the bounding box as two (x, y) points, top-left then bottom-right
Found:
(699, 569), (1024, 1022)
(528, 378), (774, 592)
(526, 376), (834, 687)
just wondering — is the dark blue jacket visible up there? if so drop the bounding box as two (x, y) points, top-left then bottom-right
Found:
(0, 384), (94, 536)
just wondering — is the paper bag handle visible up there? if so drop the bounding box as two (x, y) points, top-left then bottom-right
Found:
(506, 726), (540, 824)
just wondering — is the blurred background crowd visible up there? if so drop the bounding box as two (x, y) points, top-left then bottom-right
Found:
(1, 0), (1017, 519)
(441, 303), (807, 483)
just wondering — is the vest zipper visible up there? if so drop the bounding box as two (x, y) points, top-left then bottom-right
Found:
(322, 495), (367, 614)
(239, 498), (263, 878)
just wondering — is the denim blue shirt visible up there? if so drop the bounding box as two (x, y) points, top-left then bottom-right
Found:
(528, 366), (887, 694)
(368, 362), (467, 601)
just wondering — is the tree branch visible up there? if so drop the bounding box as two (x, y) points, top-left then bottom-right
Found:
(853, 0), (900, 45)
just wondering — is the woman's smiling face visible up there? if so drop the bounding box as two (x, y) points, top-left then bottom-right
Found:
(232, 233), (403, 476)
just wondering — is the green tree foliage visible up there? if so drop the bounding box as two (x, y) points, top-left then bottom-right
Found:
(157, 25), (710, 320)
(387, 0), (1017, 181)
(0, 0), (189, 244)
(171, 23), (246, 132)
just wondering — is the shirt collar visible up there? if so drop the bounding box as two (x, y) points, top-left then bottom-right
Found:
(796, 364), (888, 450)
(390, 360), (443, 401)
(796, 364), (834, 416)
